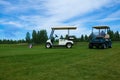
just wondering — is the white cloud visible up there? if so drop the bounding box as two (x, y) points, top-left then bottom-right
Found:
(0, 0), (46, 13)
(5, 21), (22, 27)
(45, 0), (114, 20)
(0, 19), (23, 28)
(1, 0), (117, 24)
(93, 10), (120, 22)
(17, 0), (112, 27)
(0, 0), (120, 39)
(97, 18), (120, 22)
(0, 0), (11, 5)
(107, 10), (120, 18)
(15, 0), (118, 37)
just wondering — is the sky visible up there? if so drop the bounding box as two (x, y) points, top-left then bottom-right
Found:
(0, 0), (120, 40)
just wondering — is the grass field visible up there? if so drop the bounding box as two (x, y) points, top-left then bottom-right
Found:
(0, 42), (120, 80)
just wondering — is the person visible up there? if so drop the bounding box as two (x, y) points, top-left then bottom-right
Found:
(29, 44), (33, 48)
(100, 31), (105, 37)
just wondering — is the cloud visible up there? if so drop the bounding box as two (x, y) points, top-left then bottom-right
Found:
(18, 0), (112, 28)
(0, 20), (23, 28)
(0, 0), (47, 14)
(1, 0), (117, 23)
(91, 9), (120, 23)
(0, 0), (11, 5)
(107, 10), (120, 18)
(0, 19), (26, 39)
(0, 0), (120, 39)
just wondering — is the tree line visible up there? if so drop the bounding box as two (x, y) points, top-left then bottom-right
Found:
(0, 39), (26, 44)
(25, 30), (120, 43)
(77, 30), (120, 42)
(25, 30), (48, 44)
(26, 30), (120, 43)
(0, 30), (120, 44)
(108, 30), (120, 41)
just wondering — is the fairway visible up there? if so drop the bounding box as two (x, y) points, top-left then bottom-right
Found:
(0, 42), (120, 80)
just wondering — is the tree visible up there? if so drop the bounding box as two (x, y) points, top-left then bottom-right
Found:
(70, 35), (77, 42)
(85, 35), (89, 42)
(0, 40), (2, 44)
(32, 30), (37, 43)
(65, 35), (69, 39)
(114, 31), (120, 41)
(10, 39), (14, 44)
(26, 32), (31, 43)
(60, 35), (64, 39)
(36, 31), (41, 44)
(108, 30), (114, 41)
(80, 34), (84, 42)
(39, 30), (48, 44)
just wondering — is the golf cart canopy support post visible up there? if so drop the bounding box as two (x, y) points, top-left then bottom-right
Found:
(49, 26), (77, 39)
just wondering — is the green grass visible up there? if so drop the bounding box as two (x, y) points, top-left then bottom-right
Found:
(0, 42), (120, 80)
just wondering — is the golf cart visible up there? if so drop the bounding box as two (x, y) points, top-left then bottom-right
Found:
(89, 26), (112, 49)
(45, 26), (77, 48)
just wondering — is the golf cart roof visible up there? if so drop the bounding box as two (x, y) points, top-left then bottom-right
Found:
(93, 26), (110, 29)
(51, 26), (77, 30)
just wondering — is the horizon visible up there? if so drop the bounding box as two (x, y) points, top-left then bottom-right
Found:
(0, 0), (120, 40)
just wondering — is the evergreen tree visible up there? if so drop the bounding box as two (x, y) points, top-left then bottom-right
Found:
(65, 34), (69, 39)
(80, 35), (84, 42)
(114, 31), (120, 41)
(60, 35), (64, 39)
(37, 31), (41, 44)
(39, 30), (48, 44)
(108, 30), (114, 40)
(25, 32), (31, 43)
(85, 35), (89, 42)
(70, 35), (77, 42)
(10, 39), (14, 44)
(32, 30), (37, 43)
(0, 40), (2, 44)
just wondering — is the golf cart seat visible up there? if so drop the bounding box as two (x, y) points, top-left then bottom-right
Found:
(104, 34), (110, 39)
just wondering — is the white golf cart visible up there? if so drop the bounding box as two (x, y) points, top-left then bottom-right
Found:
(45, 26), (77, 48)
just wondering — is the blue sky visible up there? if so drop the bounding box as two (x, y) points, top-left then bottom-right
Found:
(0, 0), (120, 40)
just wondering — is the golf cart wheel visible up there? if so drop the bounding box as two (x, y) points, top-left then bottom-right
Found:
(108, 42), (112, 48)
(101, 44), (106, 49)
(66, 43), (72, 48)
(46, 43), (51, 48)
(96, 46), (99, 49)
(89, 43), (93, 49)
(108, 45), (112, 48)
